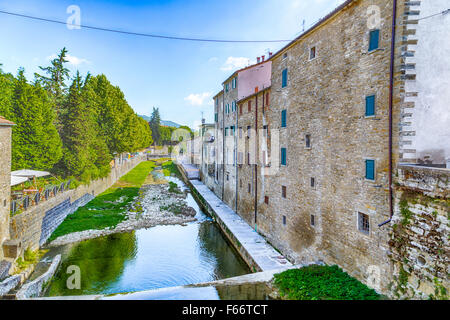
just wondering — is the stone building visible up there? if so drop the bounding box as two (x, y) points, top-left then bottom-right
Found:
(0, 116), (14, 261)
(202, 0), (449, 297)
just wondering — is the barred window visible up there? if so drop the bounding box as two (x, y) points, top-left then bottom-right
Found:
(358, 212), (370, 234)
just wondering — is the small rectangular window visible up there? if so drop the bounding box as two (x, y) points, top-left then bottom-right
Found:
(282, 69), (288, 88)
(247, 126), (251, 138)
(239, 104), (243, 115)
(248, 183), (251, 194)
(215, 113), (218, 122)
(282, 186), (287, 198)
(248, 101), (252, 112)
(263, 125), (268, 137)
(282, 52), (288, 60)
(240, 179), (242, 188)
(264, 196), (269, 204)
(225, 127), (228, 136)
(226, 173), (229, 181)
(311, 215), (315, 226)
(310, 46), (316, 60)
(247, 152), (250, 165)
(281, 110), (287, 128)
(369, 29), (380, 52)
(365, 159), (375, 180)
(366, 95), (376, 116)
(282, 216), (287, 225)
(311, 177), (315, 188)
(358, 212), (370, 234)
(281, 148), (287, 166)
(305, 134), (311, 148)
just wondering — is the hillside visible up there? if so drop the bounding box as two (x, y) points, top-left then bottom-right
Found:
(138, 115), (181, 128)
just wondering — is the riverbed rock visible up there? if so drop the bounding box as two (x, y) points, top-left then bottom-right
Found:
(46, 179), (198, 247)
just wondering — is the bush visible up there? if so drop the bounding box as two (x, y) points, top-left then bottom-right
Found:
(273, 265), (380, 300)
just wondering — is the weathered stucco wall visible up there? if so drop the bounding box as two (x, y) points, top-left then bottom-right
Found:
(389, 165), (449, 299)
(237, 61), (272, 100)
(0, 126), (12, 261)
(9, 156), (144, 253)
(401, 1), (450, 165)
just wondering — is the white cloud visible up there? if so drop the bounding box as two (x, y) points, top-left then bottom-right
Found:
(46, 53), (90, 66)
(208, 57), (219, 62)
(220, 57), (253, 72)
(184, 92), (213, 106)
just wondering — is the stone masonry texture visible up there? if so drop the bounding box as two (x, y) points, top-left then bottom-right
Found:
(0, 125), (12, 261)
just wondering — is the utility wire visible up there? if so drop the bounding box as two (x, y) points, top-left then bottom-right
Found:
(417, 8), (450, 21)
(0, 9), (292, 43)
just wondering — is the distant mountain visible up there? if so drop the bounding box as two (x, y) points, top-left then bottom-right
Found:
(161, 120), (181, 128)
(138, 115), (181, 128)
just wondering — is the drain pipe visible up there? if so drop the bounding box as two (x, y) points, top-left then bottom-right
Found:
(235, 100), (238, 212)
(255, 92), (260, 231)
(222, 93), (225, 201)
(379, 0), (397, 227)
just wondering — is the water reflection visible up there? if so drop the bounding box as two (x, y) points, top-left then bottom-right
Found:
(44, 179), (250, 297)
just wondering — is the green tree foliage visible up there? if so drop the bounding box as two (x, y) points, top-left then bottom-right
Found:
(160, 125), (176, 145)
(57, 72), (110, 182)
(10, 69), (62, 171)
(35, 47), (70, 133)
(0, 64), (15, 118)
(149, 107), (161, 145)
(0, 48), (153, 182)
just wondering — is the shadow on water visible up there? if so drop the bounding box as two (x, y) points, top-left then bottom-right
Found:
(44, 176), (250, 297)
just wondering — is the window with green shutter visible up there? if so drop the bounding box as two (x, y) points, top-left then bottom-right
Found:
(281, 110), (287, 127)
(369, 29), (380, 52)
(282, 69), (288, 88)
(366, 95), (375, 116)
(365, 159), (375, 180)
(215, 113), (218, 122)
(281, 148), (287, 166)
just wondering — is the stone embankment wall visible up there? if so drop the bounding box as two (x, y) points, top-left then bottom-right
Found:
(9, 156), (144, 254)
(389, 165), (449, 299)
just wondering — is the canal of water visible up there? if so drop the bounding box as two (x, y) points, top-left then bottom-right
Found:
(41, 174), (251, 297)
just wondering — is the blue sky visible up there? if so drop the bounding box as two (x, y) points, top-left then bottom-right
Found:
(0, 0), (344, 128)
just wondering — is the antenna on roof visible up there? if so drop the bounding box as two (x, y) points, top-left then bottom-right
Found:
(302, 19), (306, 32)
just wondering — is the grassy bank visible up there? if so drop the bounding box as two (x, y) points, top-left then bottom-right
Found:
(48, 161), (156, 242)
(273, 265), (380, 300)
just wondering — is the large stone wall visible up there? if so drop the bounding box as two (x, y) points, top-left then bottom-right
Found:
(0, 126), (12, 261)
(9, 156), (144, 253)
(389, 165), (449, 299)
(260, 0), (395, 292)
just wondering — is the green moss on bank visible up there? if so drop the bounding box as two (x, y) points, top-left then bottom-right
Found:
(47, 161), (155, 242)
(273, 265), (380, 300)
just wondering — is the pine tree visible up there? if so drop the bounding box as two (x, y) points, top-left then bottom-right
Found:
(11, 69), (62, 170)
(58, 72), (110, 182)
(149, 107), (161, 145)
(35, 47), (70, 133)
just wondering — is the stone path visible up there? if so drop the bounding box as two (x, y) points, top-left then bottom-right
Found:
(178, 162), (292, 271)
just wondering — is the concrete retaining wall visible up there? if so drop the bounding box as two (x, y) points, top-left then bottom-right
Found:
(16, 255), (61, 300)
(9, 156), (144, 253)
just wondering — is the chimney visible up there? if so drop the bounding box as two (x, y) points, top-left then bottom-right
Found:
(257, 57), (261, 63)
(255, 86), (259, 93)
(262, 55), (265, 62)
(269, 52), (273, 58)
